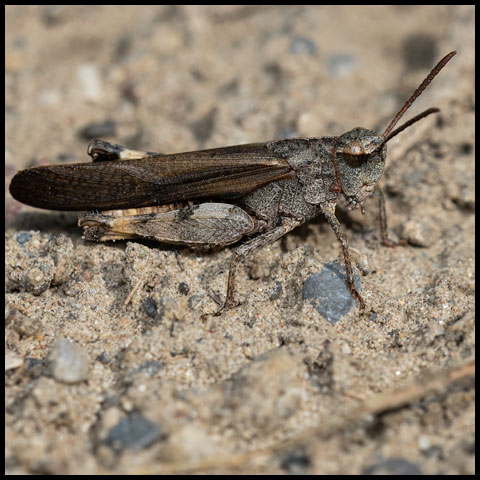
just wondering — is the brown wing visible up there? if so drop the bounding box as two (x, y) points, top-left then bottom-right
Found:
(9, 143), (295, 211)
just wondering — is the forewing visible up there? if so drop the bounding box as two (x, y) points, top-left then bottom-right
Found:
(9, 143), (294, 211)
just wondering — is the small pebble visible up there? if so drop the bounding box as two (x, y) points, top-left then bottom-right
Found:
(77, 63), (103, 101)
(269, 281), (283, 300)
(402, 219), (434, 247)
(5, 350), (23, 371)
(143, 297), (158, 319)
(303, 261), (360, 323)
(327, 53), (357, 77)
(48, 338), (90, 384)
(105, 412), (164, 452)
(289, 36), (317, 55)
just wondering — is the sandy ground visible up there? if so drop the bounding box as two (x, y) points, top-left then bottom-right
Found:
(5, 5), (475, 474)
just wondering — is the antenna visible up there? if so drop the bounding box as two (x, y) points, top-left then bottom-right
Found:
(382, 51), (456, 140)
(378, 107), (439, 149)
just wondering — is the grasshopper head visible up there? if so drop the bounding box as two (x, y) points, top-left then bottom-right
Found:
(332, 52), (456, 212)
(334, 127), (386, 211)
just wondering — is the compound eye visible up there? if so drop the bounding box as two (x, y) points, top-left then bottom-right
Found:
(343, 141), (367, 165)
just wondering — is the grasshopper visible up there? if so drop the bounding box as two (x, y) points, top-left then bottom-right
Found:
(9, 52), (456, 314)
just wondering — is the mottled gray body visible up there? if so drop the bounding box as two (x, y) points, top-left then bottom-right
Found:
(244, 138), (338, 226)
